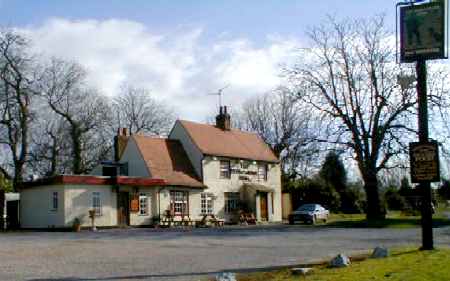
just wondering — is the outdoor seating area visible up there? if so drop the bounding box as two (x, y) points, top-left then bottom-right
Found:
(239, 211), (257, 225)
(158, 210), (224, 228)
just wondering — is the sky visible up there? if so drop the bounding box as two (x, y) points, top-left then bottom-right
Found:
(0, 1), (399, 121)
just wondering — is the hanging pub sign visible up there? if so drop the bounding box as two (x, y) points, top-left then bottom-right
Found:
(130, 194), (140, 213)
(409, 141), (440, 183)
(400, 1), (447, 62)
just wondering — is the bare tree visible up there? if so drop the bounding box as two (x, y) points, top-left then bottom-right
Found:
(29, 113), (71, 177)
(238, 86), (320, 177)
(286, 16), (442, 219)
(40, 58), (112, 174)
(0, 30), (37, 189)
(112, 84), (175, 136)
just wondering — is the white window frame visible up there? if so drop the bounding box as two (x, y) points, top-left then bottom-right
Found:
(224, 192), (240, 213)
(170, 191), (188, 215)
(92, 192), (102, 216)
(50, 191), (58, 212)
(258, 163), (268, 181)
(201, 193), (214, 215)
(220, 160), (231, 179)
(139, 193), (149, 216)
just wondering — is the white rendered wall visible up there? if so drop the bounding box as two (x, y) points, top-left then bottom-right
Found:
(64, 185), (117, 227)
(202, 157), (282, 222)
(157, 187), (202, 220)
(117, 186), (156, 226)
(20, 186), (65, 228)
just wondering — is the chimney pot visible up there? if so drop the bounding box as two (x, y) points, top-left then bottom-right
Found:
(215, 105), (231, 131)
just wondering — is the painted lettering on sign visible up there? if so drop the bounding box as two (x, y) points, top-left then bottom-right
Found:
(409, 141), (440, 183)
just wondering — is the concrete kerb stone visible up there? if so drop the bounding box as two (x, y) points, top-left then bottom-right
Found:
(371, 246), (389, 259)
(216, 272), (236, 281)
(329, 254), (351, 268)
(291, 267), (313, 275)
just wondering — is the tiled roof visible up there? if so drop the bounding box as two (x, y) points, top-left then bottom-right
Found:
(133, 136), (205, 188)
(178, 120), (279, 163)
(21, 175), (165, 188)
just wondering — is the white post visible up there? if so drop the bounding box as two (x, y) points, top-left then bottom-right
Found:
(268, 192), (273, 222)
(255, 193), (261, 222)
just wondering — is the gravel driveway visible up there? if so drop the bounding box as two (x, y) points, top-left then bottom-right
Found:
(1, 225), (449, 281)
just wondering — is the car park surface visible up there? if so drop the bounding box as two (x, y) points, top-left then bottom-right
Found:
(1, 225), (450, 281)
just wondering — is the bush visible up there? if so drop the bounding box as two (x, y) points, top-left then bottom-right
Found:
(438, 180), (450, 200)
(340, 185), (366, 214)
(384, 187), (407, 211)
(294, 177), (341, 212)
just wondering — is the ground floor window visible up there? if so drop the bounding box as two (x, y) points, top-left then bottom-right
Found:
(201, 193), (214, 215)
(224, 192), (240, 213)
(170, 191), (188, 215)
(92, 192), (102, 216)
(139, 193), (149, 216)
(51, 192), (58, 212)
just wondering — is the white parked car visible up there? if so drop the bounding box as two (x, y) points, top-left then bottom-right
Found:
(288, 204), (330, 225)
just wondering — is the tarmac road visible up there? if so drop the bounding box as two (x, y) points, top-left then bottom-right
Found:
(1, 225), (449, 281)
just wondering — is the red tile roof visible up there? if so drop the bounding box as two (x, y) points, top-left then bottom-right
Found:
(132, 136), (205, 188)
(177, 120), (279, 163)
(21, 175), (165, 188)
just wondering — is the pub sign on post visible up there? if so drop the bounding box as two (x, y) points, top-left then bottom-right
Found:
(400, 1), (447, 62)
(410, 141), (440, 183)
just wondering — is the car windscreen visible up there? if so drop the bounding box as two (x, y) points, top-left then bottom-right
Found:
(297, 205), (316, 211)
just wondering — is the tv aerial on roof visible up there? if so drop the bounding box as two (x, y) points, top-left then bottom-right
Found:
(207, 84), (230, 108)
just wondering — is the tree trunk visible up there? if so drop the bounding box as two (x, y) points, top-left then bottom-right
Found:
(363, 171), (385, 220)
(0, 189), (4, 231)
(71, 127), (83, 174)
(13, 164), (23, 191)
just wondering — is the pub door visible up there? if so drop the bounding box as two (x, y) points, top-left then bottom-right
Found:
(117, 192), (130, 226)
(260, 192), (268, 221)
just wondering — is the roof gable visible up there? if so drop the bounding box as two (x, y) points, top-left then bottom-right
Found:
(132, 136), (204, 188)
(177, 120), (278, 163)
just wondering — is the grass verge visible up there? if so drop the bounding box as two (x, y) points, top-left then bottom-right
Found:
(236, 248), (450, 281)
(324, 211), (450, 228)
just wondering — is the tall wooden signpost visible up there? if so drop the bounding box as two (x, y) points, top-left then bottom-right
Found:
(398, 0), (448, 250)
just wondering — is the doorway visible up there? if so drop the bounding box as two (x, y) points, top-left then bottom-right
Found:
(260, 192), (268, 221)
(117, 192), (130, 226)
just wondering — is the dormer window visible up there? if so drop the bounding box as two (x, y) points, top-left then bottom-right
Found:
(220, 160), (231, 179)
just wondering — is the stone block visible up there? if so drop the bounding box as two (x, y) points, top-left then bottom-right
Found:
(329, 253), (351, 268)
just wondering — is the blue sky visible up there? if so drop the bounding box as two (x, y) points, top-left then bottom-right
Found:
(1, 1), (398, 41)
(0, 1), (400, 120)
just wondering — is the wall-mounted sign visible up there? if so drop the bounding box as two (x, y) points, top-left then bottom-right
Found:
(400, 1), (446, 62)
(410, 141), (440, 183)
(130, 194), (139, 213)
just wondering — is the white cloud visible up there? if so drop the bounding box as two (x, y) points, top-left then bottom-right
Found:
(19, 18), (300, 121)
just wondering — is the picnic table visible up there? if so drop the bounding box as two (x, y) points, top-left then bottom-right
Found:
(159, 210), (195, 227)
(196, 214), (224, 227)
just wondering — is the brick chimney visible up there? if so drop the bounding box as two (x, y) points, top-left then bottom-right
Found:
(114, 128), (129, 162)
(216, 106), (231, 131)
